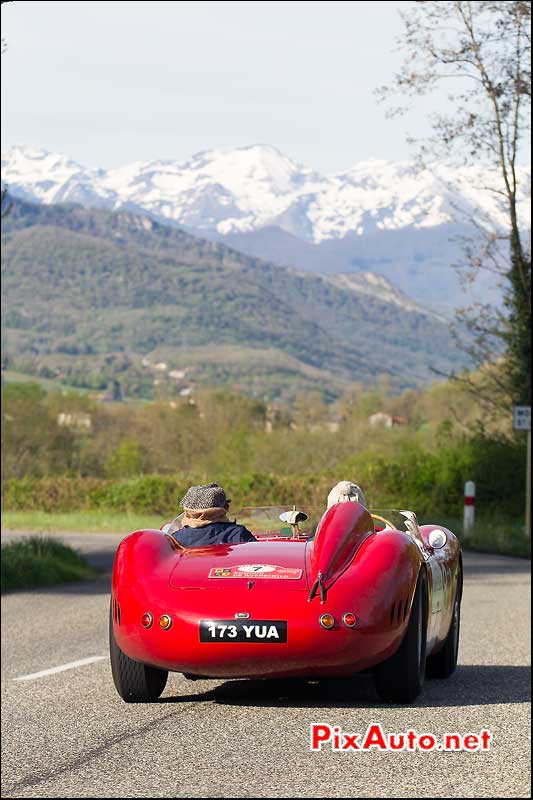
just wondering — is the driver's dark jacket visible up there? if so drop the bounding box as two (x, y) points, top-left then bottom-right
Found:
(172, 521), (256, 547)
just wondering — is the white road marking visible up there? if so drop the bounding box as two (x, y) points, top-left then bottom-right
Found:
(14, 656), (106, 681)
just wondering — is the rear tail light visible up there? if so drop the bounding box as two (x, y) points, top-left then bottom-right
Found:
(141, 612), (153, 628)
(319, 613), (335, 629)
(342, 612), (357, 628)
(159, 614), (172, 630)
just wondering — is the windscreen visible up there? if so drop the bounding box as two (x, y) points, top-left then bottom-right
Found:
(166, 506), (323, 539)
(165, 505), (419, 539)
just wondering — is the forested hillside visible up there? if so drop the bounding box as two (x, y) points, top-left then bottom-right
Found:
(1, 198), (469, 400)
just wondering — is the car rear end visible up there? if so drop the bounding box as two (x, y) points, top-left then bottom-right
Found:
(112, 533), (414, 680)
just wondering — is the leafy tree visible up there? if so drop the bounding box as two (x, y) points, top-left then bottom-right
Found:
(1, 383), (78, 478)
(105, 439), (143, 479)
(380, 1), (531, 409)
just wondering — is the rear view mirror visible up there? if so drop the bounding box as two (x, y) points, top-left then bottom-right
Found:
(279, 510), (309, 524)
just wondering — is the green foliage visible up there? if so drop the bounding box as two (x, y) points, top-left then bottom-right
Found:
(1, 431), (526, 520)
(505, 246), (531, 405)
(1, 536), (98, 593)
(1, 476), (105, 512)
(89, 475), (182, 514)
(1, 383), (78, 479)
(1, 376), (527, 544)
(105, 439), (143, 479)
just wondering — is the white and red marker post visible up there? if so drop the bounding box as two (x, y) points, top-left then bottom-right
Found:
(463, 480), (476, 535)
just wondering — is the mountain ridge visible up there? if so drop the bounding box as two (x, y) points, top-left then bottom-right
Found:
(3, 143), (529, 313)
(1, 197), (468, 400)
(3, 143), (529, 242)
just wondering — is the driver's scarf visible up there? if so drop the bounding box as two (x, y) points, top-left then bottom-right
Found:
(182, 506), (231, 528)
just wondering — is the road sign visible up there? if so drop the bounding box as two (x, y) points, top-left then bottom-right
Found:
(513, 406), (531, 431)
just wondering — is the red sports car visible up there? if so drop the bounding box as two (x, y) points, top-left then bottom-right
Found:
(110, 502), (462, 704)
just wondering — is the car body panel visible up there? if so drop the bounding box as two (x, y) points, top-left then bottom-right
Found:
(111, 504), (461, 679)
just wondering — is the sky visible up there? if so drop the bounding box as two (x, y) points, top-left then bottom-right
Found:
(2, 0), (442, 173)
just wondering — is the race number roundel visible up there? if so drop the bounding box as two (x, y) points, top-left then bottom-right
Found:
(237, 564), (276, 573)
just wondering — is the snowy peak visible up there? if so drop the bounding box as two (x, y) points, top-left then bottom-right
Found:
(1, 143), (530, 243)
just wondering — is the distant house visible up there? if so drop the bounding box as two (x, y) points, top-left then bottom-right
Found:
(369, 412), (408, 428)
(154, 362), (168, 371)
(57, 412), (92, 431)
(169, 369), (186, 380)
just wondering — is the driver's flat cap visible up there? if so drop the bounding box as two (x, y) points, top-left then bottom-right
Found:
(180, 483), (230, 509)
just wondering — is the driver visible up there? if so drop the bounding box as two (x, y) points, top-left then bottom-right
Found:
(173, 483), (256, 547)
(327, 481), (367, 509)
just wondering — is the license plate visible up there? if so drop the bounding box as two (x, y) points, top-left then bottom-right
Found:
(199, 620), (287, 643)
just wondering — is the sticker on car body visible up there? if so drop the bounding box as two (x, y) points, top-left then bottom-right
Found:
(208, 564), (302, 579)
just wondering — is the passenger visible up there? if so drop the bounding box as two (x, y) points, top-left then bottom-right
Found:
(173, 483), (256, 547)
(326, 481), (367, 510)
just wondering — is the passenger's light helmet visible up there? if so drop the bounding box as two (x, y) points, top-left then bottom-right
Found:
(327, 481), (367, 509)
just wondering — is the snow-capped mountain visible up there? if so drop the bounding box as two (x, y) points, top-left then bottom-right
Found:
(2, 143), (530, 311)
(3, 143), (529, 242)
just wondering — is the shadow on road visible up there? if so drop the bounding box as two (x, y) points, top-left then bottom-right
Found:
(159, 664), (531, 709)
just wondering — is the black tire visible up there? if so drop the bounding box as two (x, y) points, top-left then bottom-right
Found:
(109, 610), (168, 702)
(374, 571), (427, 704)
(426, 571), (462, 679)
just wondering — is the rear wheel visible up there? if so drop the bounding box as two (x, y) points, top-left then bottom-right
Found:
(374, 571), (427, 703)
(426, 572), (462, 679)
(109, 610), (168, 702)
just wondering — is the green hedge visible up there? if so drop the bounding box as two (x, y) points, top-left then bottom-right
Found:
(1, 473), (334, 515)
(1, 435), (525, 518)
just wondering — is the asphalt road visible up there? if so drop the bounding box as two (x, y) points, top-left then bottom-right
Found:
(1, 532), (531, 798)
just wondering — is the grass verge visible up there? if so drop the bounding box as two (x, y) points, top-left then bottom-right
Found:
(431, 516), (530, 559)
(1, 510), (164, 533)
(1, 536), (99, 593)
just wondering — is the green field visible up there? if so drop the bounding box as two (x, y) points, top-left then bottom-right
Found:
(1, 510), (164, 534)
(1, 370), (90, 394)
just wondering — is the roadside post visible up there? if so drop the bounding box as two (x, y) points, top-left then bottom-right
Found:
(513, 406), (531, 537)
(463, 480), (475, 535)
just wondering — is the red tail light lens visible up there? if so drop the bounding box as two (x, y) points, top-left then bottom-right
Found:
(342, 612), (357, 628)
(141, 612), (153, 628)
